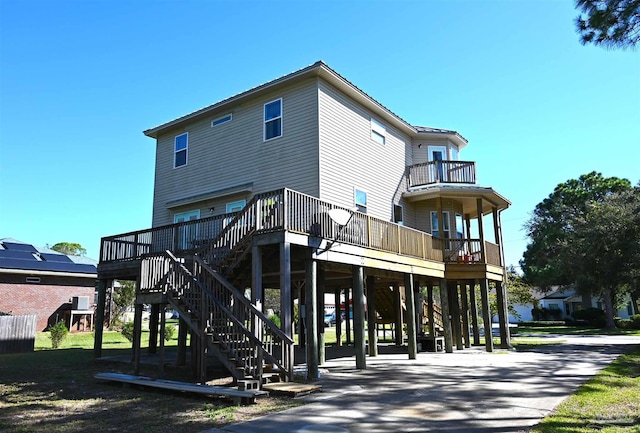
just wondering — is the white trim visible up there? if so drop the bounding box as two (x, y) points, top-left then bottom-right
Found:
(211, 113), (232, 127)
(427, 145), (447, 161)
(226, 200), (247, 213)
(393, 204), (404, 225)
(174, 209), (200, 223)
(263, 98), (283, 142)
(174, 132), (189, 168)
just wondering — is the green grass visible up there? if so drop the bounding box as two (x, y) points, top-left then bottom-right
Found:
(514, 325), (640, 337)
(531, 346), (640, 433)
(0, 330), (300, 433)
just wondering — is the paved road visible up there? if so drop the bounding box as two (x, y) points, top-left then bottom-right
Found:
(204, 335), (640, 433)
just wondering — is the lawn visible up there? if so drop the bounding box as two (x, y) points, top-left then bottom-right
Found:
(0, 329), (301, 433)
(531, 345), (640, 433)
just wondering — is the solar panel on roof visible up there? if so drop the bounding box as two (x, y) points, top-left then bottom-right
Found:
(0, 250), (38, 261)
(40, 253), (73, 263)
(2, 242), (38, 253)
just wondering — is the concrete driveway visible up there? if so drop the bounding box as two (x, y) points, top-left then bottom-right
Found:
(204, 335), (640, 433)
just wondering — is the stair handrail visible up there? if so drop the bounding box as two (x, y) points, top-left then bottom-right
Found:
(159, 250), (293, 380)
(198, 189), (285, 269)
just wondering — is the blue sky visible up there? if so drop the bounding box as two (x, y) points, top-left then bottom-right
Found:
(1, 0), (638, 269)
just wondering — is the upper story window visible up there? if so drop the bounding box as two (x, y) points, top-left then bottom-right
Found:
(174, 133), (188, 168)
(430, 211), (450, 238)
(393, 204), (403, 226)
(451, 145), (459, 160)
(264, 99), (282, 141)
(212, 113), (232, 127)
(370, 118), (386, 145)
(355, 188), (367, 213)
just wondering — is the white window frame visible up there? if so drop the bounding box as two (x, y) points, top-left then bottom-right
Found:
(174, 132), (188, 168)
(455, 213), (464, 239)
(370, 118), (386, 145)
(226, 200), (246, 213)
(430, 211), (450, 238)
(264, 98), (283, 141)
(212, 113), (232, 127)
(354, 188), (367, 213)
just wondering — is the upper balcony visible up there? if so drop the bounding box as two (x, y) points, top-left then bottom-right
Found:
(407, 160), (476, 188)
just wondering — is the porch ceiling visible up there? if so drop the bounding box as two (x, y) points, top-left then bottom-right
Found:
(403, 185), (511, 217)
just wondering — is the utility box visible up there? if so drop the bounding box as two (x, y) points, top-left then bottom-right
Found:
(72, 296), (90, 310)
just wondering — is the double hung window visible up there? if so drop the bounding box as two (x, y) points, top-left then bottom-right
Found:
(370, 118), (386, 145)
(430, 211), (450, 238)
(264, 99), (282, 141)
(355, 188), (367, 213)
(174, 133), (188, 168)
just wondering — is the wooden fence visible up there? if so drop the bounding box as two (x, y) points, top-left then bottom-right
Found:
(0, 315), (37, 354)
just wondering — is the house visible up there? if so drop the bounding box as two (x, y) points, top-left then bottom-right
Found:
(94, 61), (512, 387)
(0, 238), (97, 331)
(539, 287), (635, 320)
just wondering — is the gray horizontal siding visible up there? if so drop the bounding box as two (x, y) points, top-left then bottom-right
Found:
(152, 79), (320, 226)
(318, 80), (410, 222)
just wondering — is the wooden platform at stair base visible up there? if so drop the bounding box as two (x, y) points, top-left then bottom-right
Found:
(262, 381), (322, 397)
(95, 372), (268, 404)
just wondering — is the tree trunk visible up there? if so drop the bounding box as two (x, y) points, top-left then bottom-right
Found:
(631, 290), (639, 316)
(603, 287), (616, 329)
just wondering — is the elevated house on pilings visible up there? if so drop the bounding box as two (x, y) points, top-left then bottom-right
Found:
(94, 61), (511, 388)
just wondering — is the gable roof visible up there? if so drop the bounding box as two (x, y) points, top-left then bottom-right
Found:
(143, 61), (468, 148)
(0, 238), (97, 277)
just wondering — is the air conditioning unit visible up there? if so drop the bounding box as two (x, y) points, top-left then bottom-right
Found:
(72, 296), (90, 310)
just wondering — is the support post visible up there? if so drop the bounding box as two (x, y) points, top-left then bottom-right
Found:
(317, 266), (326, 365)
(252, 245), (263, 340)
(405, 274), (417, 359)
(280, 242), (293, 379)
(460, 282), (471, 348)
(366, 275), (378, 357)
(133, 302), (143, 375)
(451, 282), (463, 350)
(495, 280), (512, 349)
(479, 279), (493, 352)
(148, 304), (159, 354)
(345, 288), (352, 345)
(335, 288), (342, 347)
(439, 279), (453, 353)
(476, 198), (486, 263)
(352, 265), (366, 369)
(176, 318), (187, 366)
(393, 283), (403, 345)
(470, 281), (480, 346)
(159, 305), (166, 375)
(305, 258), (319, 380)
(93, 279), (107, 358)
(427, 284), (435, 337)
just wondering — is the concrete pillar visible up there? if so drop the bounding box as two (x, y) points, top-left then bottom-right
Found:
(439, 279), (453, 353)
(352, 265), (366, 369)
(366, 275), (378, 357)
(405, 273), (417, 360)
(479, 279), (493, 352)
(305, 258), (319, 380)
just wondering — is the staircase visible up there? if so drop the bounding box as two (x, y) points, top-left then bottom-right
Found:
(374, 286), (444, 335)
(139, 192), (293, 388)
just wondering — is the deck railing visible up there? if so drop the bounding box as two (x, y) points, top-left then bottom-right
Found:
(438, 238), (501, 266)
(407, 160), (476, 187)
(100, 188), (447, 264)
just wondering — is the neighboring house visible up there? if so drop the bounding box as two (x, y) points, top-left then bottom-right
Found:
(96, 61), (512, 386)
(0, 238), (97, 331)
(539, 287), (635, 320)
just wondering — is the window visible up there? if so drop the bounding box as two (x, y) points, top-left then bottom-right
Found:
(548, 303), (560, 310)
(174, 210), (200, 249)
(430, 211), (450, 238)
(26, 276), (41, 283)
(212, 113), (232, 127)
(174, 133), (188, 168)
(264, 99), (282, 141)
(355, 188), (367, 213)
(393, 204), (403, 225)
(455, 214), (464, 239)
(451, 145), (459, 161)
(226, 200), (246, 213)
(370, 118), (385, 145)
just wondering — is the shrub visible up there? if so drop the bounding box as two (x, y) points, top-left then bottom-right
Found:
(164, 324), (176, 341)
(48, 321), (68, 349)
(572, 307), (606, 327)
(618, 314), (640, 330)
(121, 322), (135, 342)
(268, 314), (281, 328)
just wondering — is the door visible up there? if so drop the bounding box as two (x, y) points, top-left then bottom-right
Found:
(428, 146), (447, 182)
(174, 210), (200, 250)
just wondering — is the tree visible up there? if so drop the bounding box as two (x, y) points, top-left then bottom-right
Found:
(50, 242), (87, 256)
(575, 0), (640, 49)
(480, 267), (537, 322)
(111, 280), (136, 329)
(521, 172), (636, 328)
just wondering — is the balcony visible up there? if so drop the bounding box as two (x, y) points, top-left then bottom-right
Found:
(407, 160), (476, 188)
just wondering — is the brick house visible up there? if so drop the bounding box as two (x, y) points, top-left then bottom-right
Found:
(0, 238), (97, 331)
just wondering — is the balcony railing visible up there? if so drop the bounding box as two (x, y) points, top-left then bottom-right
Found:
(407, 160), (476, 187)
(438, 238), (502, 267)
(100, 189), (443, 264)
